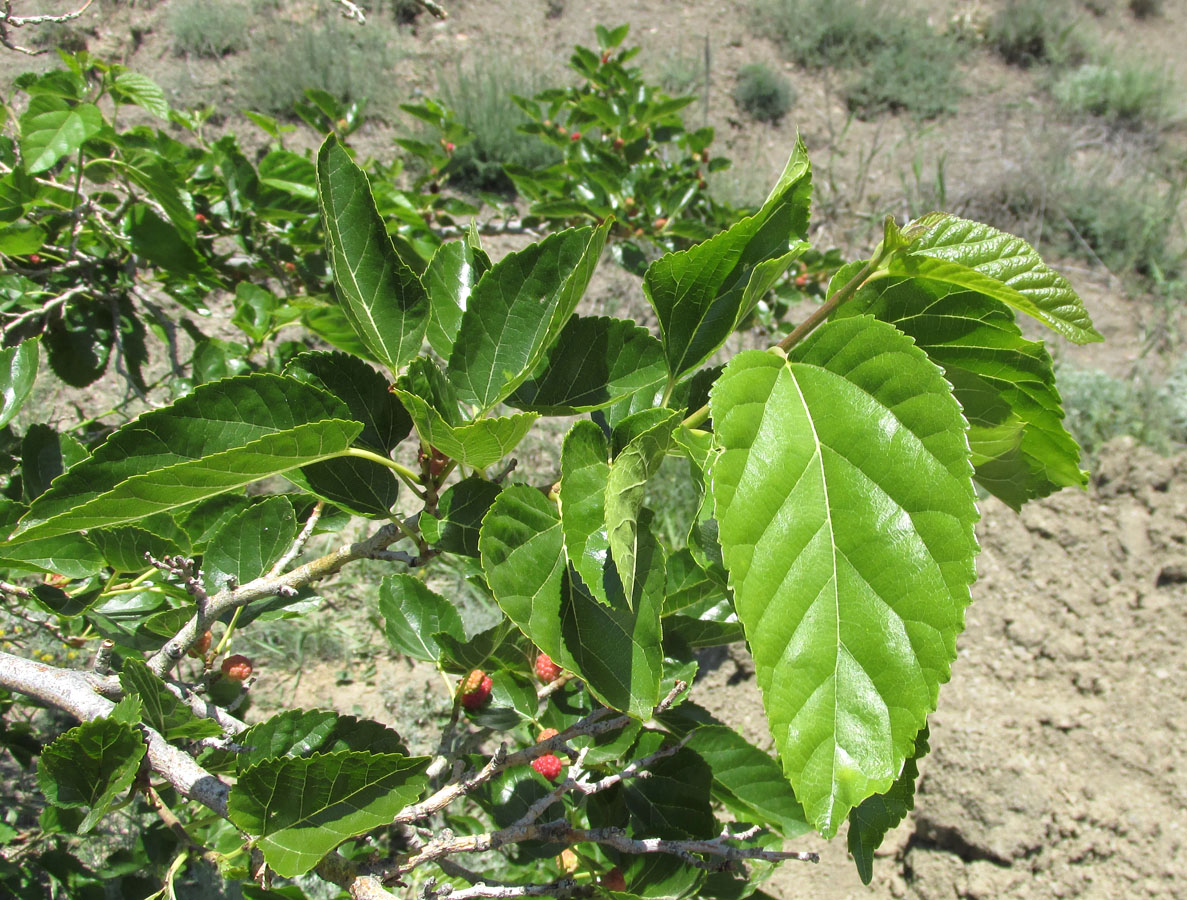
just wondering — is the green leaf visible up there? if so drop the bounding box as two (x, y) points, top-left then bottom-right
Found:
(446, 222), (610, 410)
(11, 374), (361, 543)
(21, 423), (88, 502)
(202, 496), (296, 593)
(559, 421), (612, 606)
(424, 239), (491, 358)
(128, 205), (209, 278)
(393, 359), (537, 469)
(317, 136), (429, 372)
(643, 139), (811, 380)
(112, 71), (169, 119)
(890, 214), (1102, 344)
(0, 338), (38, 430)
(661, 615), (742, 649)
(119, 657), (222, 741)
(847, 725), (929, 885)
(623, 742), (715, 840)
(507, 315), (666, 414)
(480, 484), (566, 660)
(840, 277), (1085, 509)
(90, 524), (185, 574)
(236, 709), (408, 771)
(228, 751), (429, 878)
(293, 455), (399, 520)
(0, 500), (103, 578)
(0, 222), (45, 254)
(678, 720), (811, 839)
(378, 574), (465, 662)
(559, 547), (663, 718)
(19, 98), (104, 174)
(421, 476), (502, 557)
(38, 701), (146, 833)
(434, 618), (526, 675)
(709, 318), (978, 837)
(606, 410), (679, 607)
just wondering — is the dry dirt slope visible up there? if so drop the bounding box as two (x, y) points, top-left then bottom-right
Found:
(690, 438), (1187, 899)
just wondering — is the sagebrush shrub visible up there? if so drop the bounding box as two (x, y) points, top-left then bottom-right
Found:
(733, 63), (795, 123)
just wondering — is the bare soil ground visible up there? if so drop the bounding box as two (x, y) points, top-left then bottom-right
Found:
(4, 1), (1187, 897)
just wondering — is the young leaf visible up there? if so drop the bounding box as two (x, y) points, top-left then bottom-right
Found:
(446, 222), (611, 410)
(643, 139), (811, 381)
(235, 710), (408, 771)
(37, 703), (146, 833)
(378, 574), (465, 663)
(605, 410), (679, 607)
(0, 338), (38, 430)
(202, 496), (296, 594)
(889, 214), (1102, 345)
(507, 315), (666, 414)
(119, 658), (223, 741)
(709, 318), (978, 837)
(11, 375), (362, 543)
(317, 136), (429, 372)
(424, 239), (491, 358)
(19, 98), (104, 174)
(420, 476), (502, 557)
(840, 277), (1085, 509)
(228, 751), (429, 878)
(559, 421), (612, 606)
(847, 725), (929, 884)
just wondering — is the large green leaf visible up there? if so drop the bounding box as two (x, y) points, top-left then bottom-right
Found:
(378, 574), (465, 663)
(890, 213), (1102, 344)
(89, 524), (186, 574)
(202, 496), (296, 594)
(446, 222), (610, 410)
(623, 740), (715, 840)
(317, 136), (429, 372)
(0, 338), (38, 429)
(709, 318), (978, 837)
(293, 455), (400, 519)
(19, 98), (104, 174)
(847, 724), (929, 884)
(479, 484), (567, 661)
(21, 422), (88, 502)
(37, 698), (146, 833)
(507, 315), (666, 414)
(0, 500), (103, 578)
(228, 751), (429, 878)
(420, 476), (502, 557)
(605, 410), (679, 608)
(424, 238), (491, 358)
(840, 277), (1085, 509)
(235, 709), (408, 771)
(10, 374), (362, 543)
(643, 139), (811, 381)
(119, 657), (223, 741)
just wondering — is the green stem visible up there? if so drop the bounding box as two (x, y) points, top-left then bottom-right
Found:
(343, 448), (423, 485)
(213, 606), (243, 657)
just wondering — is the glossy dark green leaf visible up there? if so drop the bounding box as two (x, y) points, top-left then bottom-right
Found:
(420, 476), (502, 557)
(709, 318), (977, 837)
(119, 657), (222, 741)
(228, 751), (428, 877)
(840, 277), (1085, 509)
(21, 422), (88, 502)
(847, 725), (929, 884)
(90, 525), (185, 574)
(447, 222), (610, 410)
(236, 709), (408, 772)
(424, 239), (491, 358)
(37, 700), (146, 833)
(623, 742), (715, 840)
(173, 494), (251, 551)
(293, 455), (399, 519)
(128, 205), (209, 278)
(433, 618), (526, 675)
(661, 616), (742, 649)
(0, 338), (38, 429)
(202, 495), (296, 593)
(285, 350), (411, 453)
(890, 213), (1102, 344)
(11, 374), (362, 543)
(559, 421), (612, 606)
(317, 136), (429, 372)
(643, 140), (811, 381)
(378, 574), (465, 662)
(507, 315), (666, 414)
